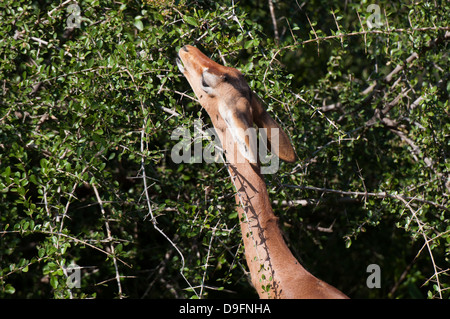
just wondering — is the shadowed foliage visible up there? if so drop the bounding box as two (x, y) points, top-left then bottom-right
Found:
(0, 0), (448, 299)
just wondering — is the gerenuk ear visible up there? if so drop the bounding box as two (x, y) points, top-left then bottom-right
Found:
(251, 93), (296, 163)
(219, 100), (258, 164)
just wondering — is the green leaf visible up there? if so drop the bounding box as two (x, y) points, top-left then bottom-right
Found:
(4, 284), (15, 295)
(50, 276), (59, 289)
(244, 40), (254, 49)
(3, 166), (11, 179)
(229, 211), (238, 219)
(345, 237), (352, 248)
(184, 15), (198, 27)
(134, 19), (144, 31)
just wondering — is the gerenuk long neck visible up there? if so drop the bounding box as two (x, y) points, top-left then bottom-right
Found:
(226, 159), (348, 298)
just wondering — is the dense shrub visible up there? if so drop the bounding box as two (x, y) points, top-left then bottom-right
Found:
(0, 0), (448, 298)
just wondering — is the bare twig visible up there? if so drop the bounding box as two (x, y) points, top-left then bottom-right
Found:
(47, 0), (73, 18)
(268, 0), (280, 45)
(385, 52), (419, 83)
(199, 221), (220, 298)
(92, 184), (123, 298)
(56, 167), (87, 252)
(305, 14), (320, 55)
(397, 196), (443, 299)
(356, 10), (367, 53)
(283, 184), (449, 211)
(292, 92), (341, 132)
(139, 107), (199, 298)
(331, 10), (343, 47)
(30, 36), (73, 58)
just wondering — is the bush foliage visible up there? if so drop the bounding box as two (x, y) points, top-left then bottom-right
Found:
(0, 0), (448, 298)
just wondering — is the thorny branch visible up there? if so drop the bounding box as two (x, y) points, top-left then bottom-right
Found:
(397, 196), (443, 299)
(282, 184), (448, 211)
(92, 184), (123, 298)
